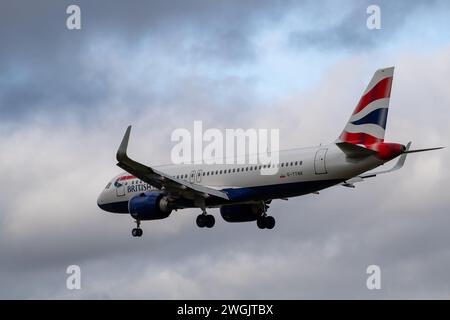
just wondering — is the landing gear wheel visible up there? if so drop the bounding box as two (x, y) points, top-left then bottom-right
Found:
(257, 216), (275, 229)
(265, 216), (275, 229)
(205, 215), (215, 228)
(132, 220), (143, 237)
(196, 214), (215, 228)
(257, 217), (266, 229)
(132, 228), (143, 237)
(196, 214), (206, 228)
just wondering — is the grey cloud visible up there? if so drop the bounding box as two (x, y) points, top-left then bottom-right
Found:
(289, 0), (438, 51)
(1, 45), (450, 298)
(1, 0), (450, 299)
(0, 0), (291, 121)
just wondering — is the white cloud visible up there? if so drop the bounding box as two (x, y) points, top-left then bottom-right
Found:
(1, 0), (450, 299)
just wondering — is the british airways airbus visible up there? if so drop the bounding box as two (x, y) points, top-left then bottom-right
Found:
(97, 67), (443, 237)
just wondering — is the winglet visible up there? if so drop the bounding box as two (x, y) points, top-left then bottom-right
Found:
(117, 125), (132, 162)
(114, 125), (230, 200)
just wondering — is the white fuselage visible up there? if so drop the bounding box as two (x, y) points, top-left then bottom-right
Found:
(97, 143), (385, 211)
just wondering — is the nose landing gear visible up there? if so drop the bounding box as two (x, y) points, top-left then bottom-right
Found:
(132, 220), (143, 237)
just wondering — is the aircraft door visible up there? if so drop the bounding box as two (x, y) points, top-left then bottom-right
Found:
(189, 170), (196, 183)
(196, 170), (203, 183)
(314, 148), (328, 174)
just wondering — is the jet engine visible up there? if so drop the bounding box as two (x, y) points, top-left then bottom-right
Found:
(220, 204), (263, 223)
(128, 191), (172, 220)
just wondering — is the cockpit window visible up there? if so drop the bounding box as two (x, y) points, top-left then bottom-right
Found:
(105, 182), (112, 189)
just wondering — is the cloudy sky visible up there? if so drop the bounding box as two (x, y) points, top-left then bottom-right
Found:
(1, 0), (449, 299)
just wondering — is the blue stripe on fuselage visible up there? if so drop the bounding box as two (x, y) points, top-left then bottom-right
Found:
(221, 179), (343, 202)
(98, 179), (344, 213)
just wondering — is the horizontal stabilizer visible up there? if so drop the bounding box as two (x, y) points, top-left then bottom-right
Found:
(340, 141), (412, 188)
(336, 142), (377, 158)
(403, 146), (444, 154)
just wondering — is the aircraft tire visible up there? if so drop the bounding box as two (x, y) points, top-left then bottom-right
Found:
(265, 216), (275, 229)
(257, 217), (266, 229)
(196, 214), (206, 228)
(205, 215), (215, 228)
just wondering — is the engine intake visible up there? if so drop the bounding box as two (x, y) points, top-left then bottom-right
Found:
(129, 192), (172, 221)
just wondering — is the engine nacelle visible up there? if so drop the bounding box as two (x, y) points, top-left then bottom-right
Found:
(128, 192), (172, 221)
(220, 204), (263, 223)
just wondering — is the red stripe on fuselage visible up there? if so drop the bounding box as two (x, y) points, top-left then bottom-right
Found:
(118, 175), (136, 181)
(353, 77), (393, 115)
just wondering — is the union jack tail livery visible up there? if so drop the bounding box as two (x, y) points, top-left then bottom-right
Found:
(338, 67), (394, 146)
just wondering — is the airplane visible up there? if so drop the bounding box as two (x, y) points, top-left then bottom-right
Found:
(97, 67), (443, 237)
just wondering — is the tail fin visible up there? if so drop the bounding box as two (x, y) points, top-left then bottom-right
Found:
(338, 67), (394, 147)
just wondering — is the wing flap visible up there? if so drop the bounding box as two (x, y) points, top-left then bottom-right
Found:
(336, 142), (377, 158)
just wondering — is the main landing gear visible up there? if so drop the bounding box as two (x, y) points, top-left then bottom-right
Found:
(257, 200), (275, 229)
(257, 215), (275, 229)
(132, 220), (143, 237)
(196, 208), (215, 228)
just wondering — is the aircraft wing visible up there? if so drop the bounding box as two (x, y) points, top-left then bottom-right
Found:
(116, 126), (230, 200)
(341, 141), (412, 188)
